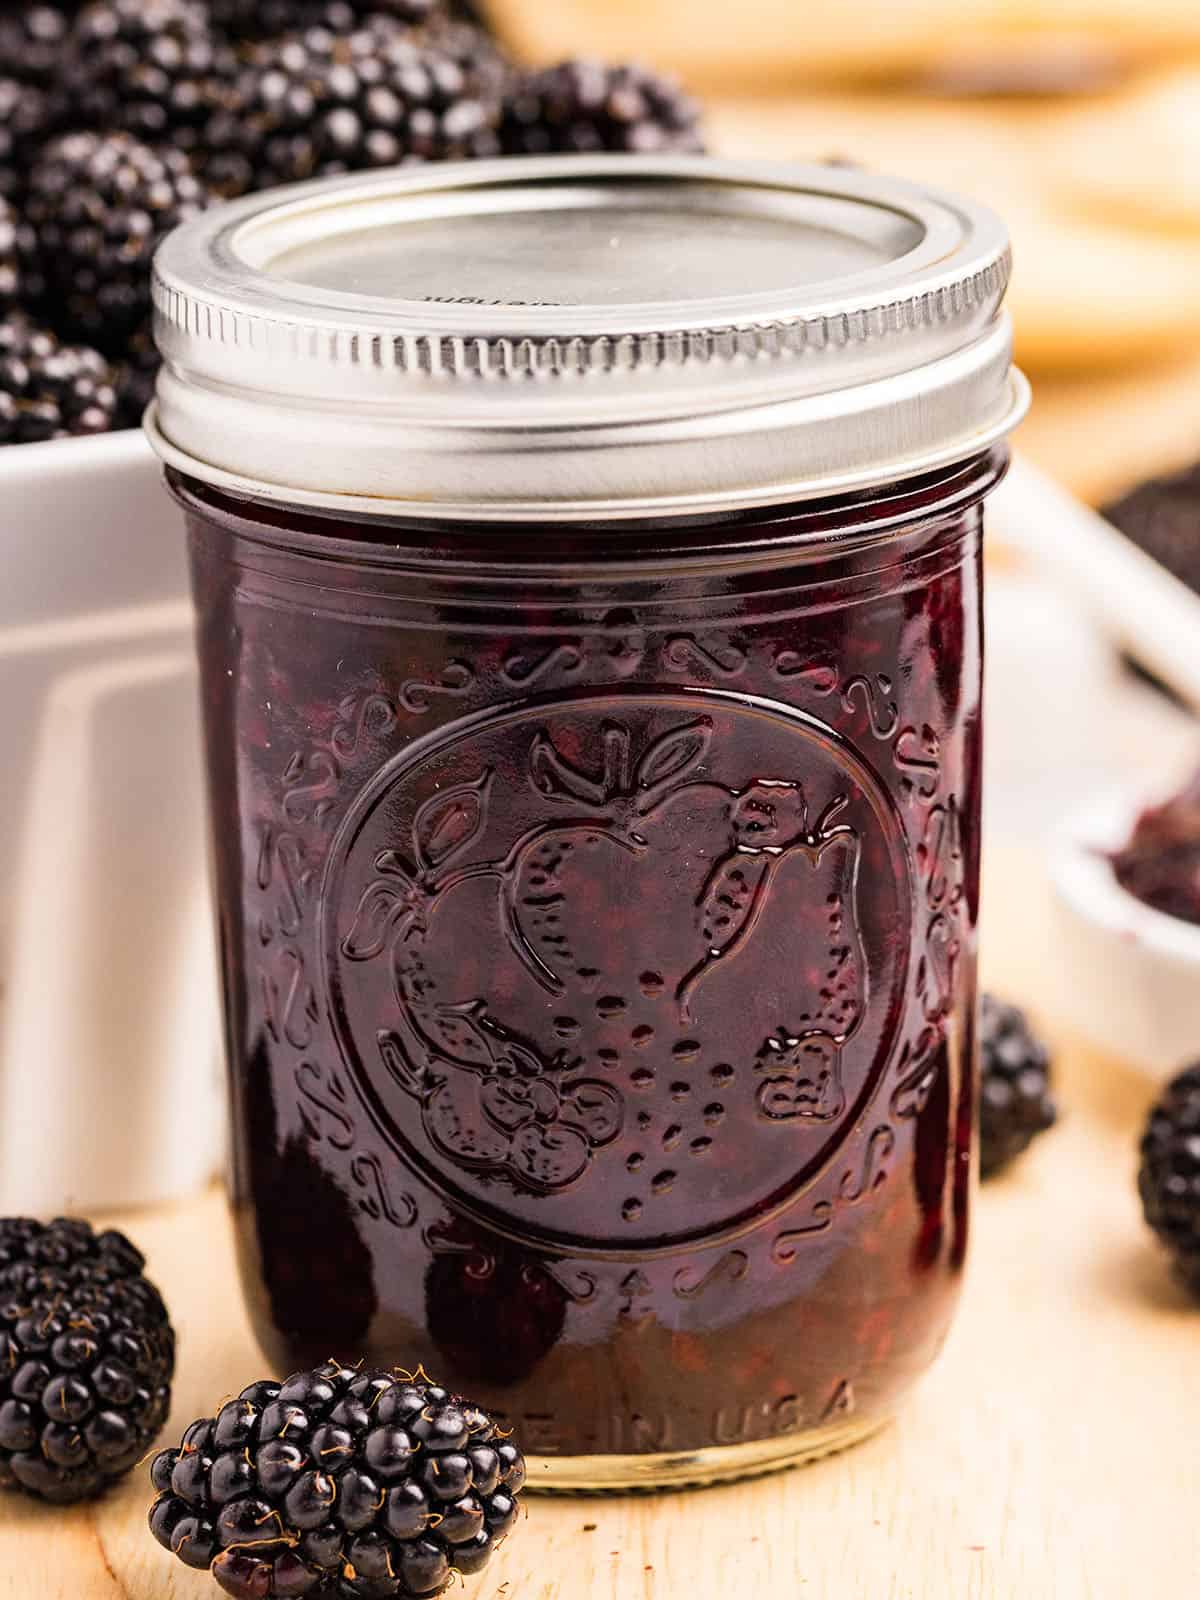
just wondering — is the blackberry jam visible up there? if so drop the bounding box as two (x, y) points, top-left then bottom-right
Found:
(149, 155), (1027, 1489)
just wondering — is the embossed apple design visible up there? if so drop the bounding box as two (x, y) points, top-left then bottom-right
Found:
(340, 713), (869, 1204)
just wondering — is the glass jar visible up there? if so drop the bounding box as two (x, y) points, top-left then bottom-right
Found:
(148, 155), (1028, 1491)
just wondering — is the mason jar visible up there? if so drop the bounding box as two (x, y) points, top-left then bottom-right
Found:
(147, 155), (1028, 1491)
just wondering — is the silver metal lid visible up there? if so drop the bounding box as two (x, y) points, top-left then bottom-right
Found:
(148, 154), (1028, 521)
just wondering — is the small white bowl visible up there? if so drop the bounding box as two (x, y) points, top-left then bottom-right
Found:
(1050, 786), (1200, 1080)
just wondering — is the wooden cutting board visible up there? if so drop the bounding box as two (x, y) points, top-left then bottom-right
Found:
(4, 846), (1197, 1599)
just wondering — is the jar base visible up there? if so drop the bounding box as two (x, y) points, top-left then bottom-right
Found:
(524, 1412), (889, 1494)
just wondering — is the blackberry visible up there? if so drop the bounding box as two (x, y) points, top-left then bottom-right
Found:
(0, 79), (50, 201)
(0, 5), (75, 89)
(0, 316), (119, 443)
(149, 1363), (525, 1599)
(979, 995), (1057, 1177)
(500, 59), (705, 157)
(0, 1217), (174, 1500)
(422, 14), (510, 101)
(1140, 1064), (1200, 1297)
(25, 131), (212, 356)
(207, 0), (439, 43)
(204, 15), (504, 196)
(1103, 460), (1200, 599)
(55, 0), (237, 156)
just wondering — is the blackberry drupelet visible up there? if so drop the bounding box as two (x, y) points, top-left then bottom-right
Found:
(25, 131), (212, 356)
(979, 995), (1057, 1177)
(0, 4), (75, 89)
(1139, 1063), (1200, 1297)
(500, 58), (705, 157)
(149, 1363), (525, 1599)
(0, 79), (50, 201)
(55, 0), (237, 156)
(0, 1217), (174, 1499)
(421, 14), (510, 103)
(203, 15), (504, 196)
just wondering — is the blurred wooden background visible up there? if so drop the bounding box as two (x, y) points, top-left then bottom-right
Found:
(483, 0), (1200, 505)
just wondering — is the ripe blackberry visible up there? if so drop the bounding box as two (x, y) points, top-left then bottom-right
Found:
(0, 316), (119, 443)
(55, 0), (237, 156)
(204, 15), (503, 196)
(0, 79), (50, 201)
(0, 1217), (174, 1501)
(149, 1363), (525, 1599)
(979, 995), (1057, 1177)
(1140, 1064), (1200, 1297)
(25, 131), (212, 357)
(500, 59), (705, 157)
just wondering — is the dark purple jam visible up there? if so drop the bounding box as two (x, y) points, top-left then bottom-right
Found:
(177, 452), (997, 1472)
(1104, 461), (1200, 600)
(1112, 769), (1200, 927)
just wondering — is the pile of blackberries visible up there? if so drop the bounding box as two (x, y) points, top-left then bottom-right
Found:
(0, 0), (705, 442)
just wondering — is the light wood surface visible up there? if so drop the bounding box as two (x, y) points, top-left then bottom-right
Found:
(4, 848), (1196, 1600)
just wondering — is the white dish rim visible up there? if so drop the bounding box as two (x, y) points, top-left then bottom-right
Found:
(0, 426), (148, 476)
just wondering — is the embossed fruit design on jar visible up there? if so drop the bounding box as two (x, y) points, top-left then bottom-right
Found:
(149, 155), (1028, 1490)
(330, 703), (885, 1233)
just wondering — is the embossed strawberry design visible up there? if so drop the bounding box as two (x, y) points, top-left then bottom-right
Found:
(755, 1028), (845, 1122)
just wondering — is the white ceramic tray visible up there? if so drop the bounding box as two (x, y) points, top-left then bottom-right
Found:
(0, 430), (221, 1214)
